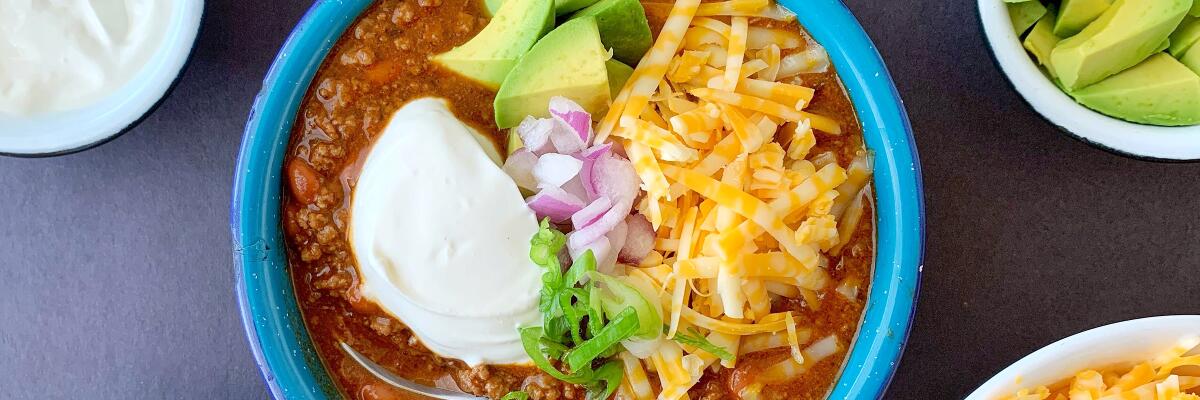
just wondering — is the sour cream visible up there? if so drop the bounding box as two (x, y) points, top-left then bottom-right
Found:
(0, 0), (172, 115)
(350, 98), (542, 366)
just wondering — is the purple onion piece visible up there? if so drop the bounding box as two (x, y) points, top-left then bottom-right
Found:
(526, 186), (586, 223)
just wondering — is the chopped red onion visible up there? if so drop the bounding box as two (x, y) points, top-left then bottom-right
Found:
(561, 174), (589, 201)
(568, 235), (614, 275)
(532, 153), (582, 189)
(580, 142), (613, 159)
(590, 153), (640, 205)
(548, 119), (587, 154)
(516, 116), (555, 155)
(618, 214), (653, 263)
(549, 96), (593, 144)
(526, 186), (585, 222)
(606, 221), (629, 262)
(578, 143), (613, 200)
(567, 197), (633, 249)
(501, 149), (538, 191)
(572, 196), (612, 230)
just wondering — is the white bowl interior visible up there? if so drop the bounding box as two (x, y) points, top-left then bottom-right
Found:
(0, 0), (204, 155)
(966, 315), (1200, 399)
(978, 0), (1200, 160)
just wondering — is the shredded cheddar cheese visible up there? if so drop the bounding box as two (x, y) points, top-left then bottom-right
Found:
(601, 1), (874, 394)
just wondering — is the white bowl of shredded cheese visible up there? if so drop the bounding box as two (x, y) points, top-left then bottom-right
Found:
(0, 0), (203, 156)
(967, 315), (1200, 400)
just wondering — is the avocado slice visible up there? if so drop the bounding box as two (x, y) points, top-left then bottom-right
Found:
(1009, 1), (1048, 36)
(1053, 0), (1111, 37)
(433, 0), (554, 89)
(605, 59), (634, 98)
(1025, 10), (1063, 77)
(1183, 44), (1200, 75)
(1071, 53), (1200, 126)
(485, 0), (600, 17)
(494, 17), (612, 128)
(1050, 0), (1193, 91)
(1169, 16), (1200, 57)
(569, 0), (653, 65)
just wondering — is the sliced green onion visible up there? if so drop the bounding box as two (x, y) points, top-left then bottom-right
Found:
(589, 272), (663, 340)
(530, 219), (565, 286)
(563, 250), (596, 286)
(500, 391), (530, 400)
(520, 326), (594, 385)
(519, 224), (643, 397)
(586, 284), (604, 337)
(673, 327), (735, 362)
(560, 288), (589, 344)
(539, 336), (569, 359)
(565, 307), (639, 372)
(585, 360), (624, 400)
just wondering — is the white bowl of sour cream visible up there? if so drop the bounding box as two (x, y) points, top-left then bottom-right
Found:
(0, 0), (203, 156)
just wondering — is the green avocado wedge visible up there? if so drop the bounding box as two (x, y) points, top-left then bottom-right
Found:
(1169, 16), (1200, 57)
(485, 0), (601, 17)
(1025, 9), (1063, 77)
(433, 0), (554, 89)
(569, 0), (653, 65)
(494, 17), (612, 128)
(605, 59), (634, 98)
(1050, 0), (1193, 91)
(1183, 44), (1200, 75)
(1072, 53), (1200, 126)
(1053, 0), (1111, 37)
(1009, 1), (1048, 36)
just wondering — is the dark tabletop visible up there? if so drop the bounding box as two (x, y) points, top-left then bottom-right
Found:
(2, 0), (1198, 399)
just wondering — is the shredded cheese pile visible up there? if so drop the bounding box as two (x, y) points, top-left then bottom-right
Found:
(594, 0), (876, 398)
(1003, 338), (1200, 400)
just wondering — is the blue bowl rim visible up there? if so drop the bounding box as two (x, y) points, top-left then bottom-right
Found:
(231, 0), (925, 398)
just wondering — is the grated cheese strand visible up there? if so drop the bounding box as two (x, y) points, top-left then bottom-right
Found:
(695, 0), (768, 16)
(663, 165), (815, 267)
(617, 119), (700, 162)
(721, 17), (749, 92)
(597, 0), (701, 142)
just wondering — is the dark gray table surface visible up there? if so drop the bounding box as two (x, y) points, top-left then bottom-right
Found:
(2, 0), (1197, 399)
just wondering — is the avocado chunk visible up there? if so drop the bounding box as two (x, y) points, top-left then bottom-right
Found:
(1192, 1), (1200, 16)
(494, 17), (612, 128)
(1050, 0), (1193, 91)
(1183, 44), (1200, 75)
(434, 0), (554, 89)
(1009, 1), (1048, 36)
(1072, 53), (1200, 126)
(1169, 16), (1200, 57)
(1054, 0), (1111, 37)
(1026, 10), (1063, 77)
(485, 0), (600, 17)
(569, 0), (653, 65)
(605, 59), (634, 98)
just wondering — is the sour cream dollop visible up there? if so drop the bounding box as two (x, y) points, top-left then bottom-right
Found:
(350, 98), (542, 366)
(0, 0), (172, 115)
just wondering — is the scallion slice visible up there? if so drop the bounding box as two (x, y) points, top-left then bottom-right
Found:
(564, 307), (639, 372)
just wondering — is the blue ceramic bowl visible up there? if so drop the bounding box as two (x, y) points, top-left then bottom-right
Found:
(231, 0), (925, 398)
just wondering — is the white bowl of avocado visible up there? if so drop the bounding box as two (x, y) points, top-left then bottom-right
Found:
(980, 0), (1200, 161)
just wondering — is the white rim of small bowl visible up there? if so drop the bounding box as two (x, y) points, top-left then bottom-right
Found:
(966, 315), (1200, 399)
(0, 0), (204, 157)
(978, 0), (1200, 162)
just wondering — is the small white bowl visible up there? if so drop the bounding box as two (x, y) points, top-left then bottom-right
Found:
(0, 1), (204, 157)
(978, 0), (1200, 161)
(966, 315), (1200, 399)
